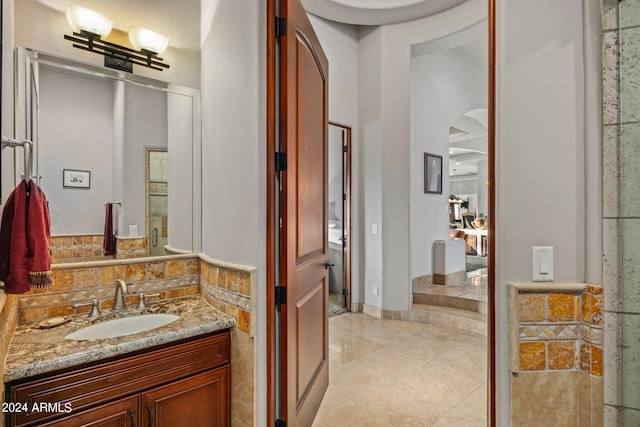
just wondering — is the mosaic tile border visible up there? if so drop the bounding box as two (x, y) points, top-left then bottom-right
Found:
(199, 258), (256, 336)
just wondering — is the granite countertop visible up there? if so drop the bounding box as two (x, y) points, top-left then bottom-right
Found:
(4, 297), (236, 382)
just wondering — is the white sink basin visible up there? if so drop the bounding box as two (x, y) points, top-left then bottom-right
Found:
(65, 313), (180, 341)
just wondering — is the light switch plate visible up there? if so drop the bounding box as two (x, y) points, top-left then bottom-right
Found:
(532, 246), (553, 282)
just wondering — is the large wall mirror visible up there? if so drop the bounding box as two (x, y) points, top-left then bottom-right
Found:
(14, 47), (201, 263)
(1, 0), (202, 264)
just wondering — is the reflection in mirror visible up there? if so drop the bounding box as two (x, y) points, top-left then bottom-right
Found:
(16, 48), (200, 263)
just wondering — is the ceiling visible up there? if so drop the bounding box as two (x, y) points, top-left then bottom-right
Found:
(303, 0), (468, 25)
(449, 108), (487, 177)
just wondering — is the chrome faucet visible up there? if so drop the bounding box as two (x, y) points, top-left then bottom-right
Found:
(112, 279), (129, 312)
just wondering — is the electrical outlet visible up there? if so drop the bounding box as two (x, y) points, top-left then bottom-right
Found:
(372, 285), (379, 296)
(372, 224), (378, 234)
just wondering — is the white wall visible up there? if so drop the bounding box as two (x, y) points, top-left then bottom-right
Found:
(495, 0), (595, 423)
(357, 0), (487, 310)
(38, 66), (113, 234)
(410, 32), (487, 281)
(307, 14), (362, 304)
(359, 26), (384, 309)
(167, 91), (195, 251)
(200, 0), (266, 423)
(123, 84), (168, 236)
(1, 0), (16, 202)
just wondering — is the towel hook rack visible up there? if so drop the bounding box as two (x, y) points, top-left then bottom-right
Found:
(1, 135), (34, 183)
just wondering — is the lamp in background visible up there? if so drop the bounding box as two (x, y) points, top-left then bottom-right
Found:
(64, 4), (170, 73)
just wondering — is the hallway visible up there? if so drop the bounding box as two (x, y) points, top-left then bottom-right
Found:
(312, 313), (487, 426)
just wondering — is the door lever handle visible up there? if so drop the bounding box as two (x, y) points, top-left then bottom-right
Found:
(324, 260), (334, 270)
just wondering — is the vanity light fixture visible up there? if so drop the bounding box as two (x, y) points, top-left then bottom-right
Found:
(128, 26), (170, 57)
(63, 4), (170, 73)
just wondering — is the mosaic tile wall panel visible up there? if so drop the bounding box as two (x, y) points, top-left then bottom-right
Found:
(50, 235), (107, 263)
(17, 257), (199, 324)
(509, 283), (604, 426)
(115, 236), (148, 259)
(199, 259), (254, 335)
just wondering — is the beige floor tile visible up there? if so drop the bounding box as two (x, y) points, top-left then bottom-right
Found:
(313, 312), (488, 426)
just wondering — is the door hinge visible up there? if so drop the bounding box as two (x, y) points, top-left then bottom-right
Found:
(343, 145), (349, 153)
(275, 152), (287, 172)
(276, 17), (287, 37)
(275, 286), (287, 305)
(275, 419), (286, 427)
(343, 193), (347, 201)
(342, 288), (348, 297)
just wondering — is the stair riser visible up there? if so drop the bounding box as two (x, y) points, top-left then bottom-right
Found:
(413, 294), (487, 314)
(409, 309), (487, 336)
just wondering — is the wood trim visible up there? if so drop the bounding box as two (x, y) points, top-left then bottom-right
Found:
(487, 0), (497, 425)
(329, 121), (352, 310)
(266, 0), (277, 425)
(345, 127), (352, 310)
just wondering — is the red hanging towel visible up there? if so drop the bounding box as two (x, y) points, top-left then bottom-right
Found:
(103, 203), (115, 256)
(0, 179), (53, 293)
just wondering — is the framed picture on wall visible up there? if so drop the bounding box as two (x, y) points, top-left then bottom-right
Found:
(424, 153), (443, 194)
(63, 169), (91, 189)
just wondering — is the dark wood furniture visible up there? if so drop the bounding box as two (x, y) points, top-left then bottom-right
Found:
(5, 330), (230, 427)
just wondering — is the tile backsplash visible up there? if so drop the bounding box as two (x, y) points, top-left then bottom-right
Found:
(199, 256), (255, 336)
(18, 255), (199, 324)
(50, 235), (107, 263)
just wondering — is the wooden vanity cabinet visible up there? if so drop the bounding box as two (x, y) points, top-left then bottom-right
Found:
(5, 330), (230, 427)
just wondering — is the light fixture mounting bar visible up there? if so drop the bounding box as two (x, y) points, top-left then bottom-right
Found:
(64, 32), (170, 72)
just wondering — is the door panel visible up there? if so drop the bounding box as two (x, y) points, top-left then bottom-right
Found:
(296, 39), (326, 263)
(296, 279), (326, 401)
(141, 368), (229, 427)
(280, 0), (329, 425)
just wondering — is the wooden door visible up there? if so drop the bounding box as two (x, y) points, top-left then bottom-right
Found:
(279, 0), (329, 425)
(141, 368), (230, 427)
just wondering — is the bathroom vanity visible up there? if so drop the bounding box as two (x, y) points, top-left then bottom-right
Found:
(3, 297), (234, 427)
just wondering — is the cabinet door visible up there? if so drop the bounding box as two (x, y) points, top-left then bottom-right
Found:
(39, 396), (140, 427)
(141, 367), (229, 427)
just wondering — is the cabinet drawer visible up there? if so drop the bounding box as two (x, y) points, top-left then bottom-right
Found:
(6, 331), (229, 427)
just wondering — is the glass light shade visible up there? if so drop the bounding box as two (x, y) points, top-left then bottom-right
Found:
(66, 4), (113, 37)
(128, 26), (170, 55)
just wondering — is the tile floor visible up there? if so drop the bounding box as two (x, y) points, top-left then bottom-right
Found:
(312, 312), (487, 426)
